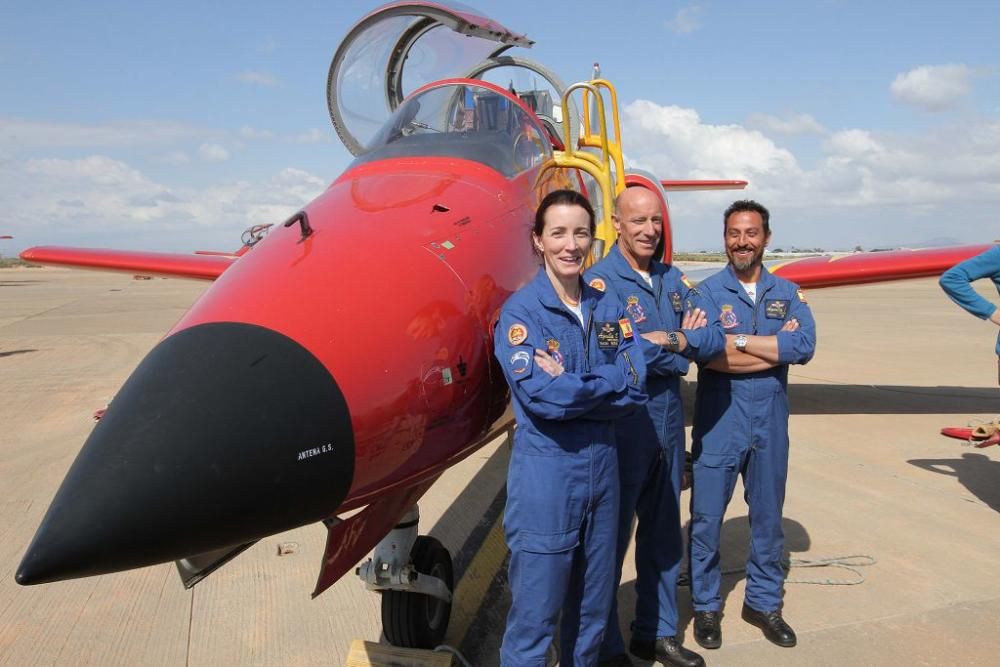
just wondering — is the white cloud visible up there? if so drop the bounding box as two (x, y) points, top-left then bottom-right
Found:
(294, 128), (332, 144)
(0, 117), (208, 149)
(160, 150), (191, 164)
(747, 112), (827, 136)
(198, 143), (230, 162)
(623, 100), (798, 179)
(619, 99), (1000, 248)
(0, 154), (329, 247)
(890, 64), (971, 111)
(665, 6), (703, 34)
(240, 126), (274, 140)
(238, 71), (278, 86)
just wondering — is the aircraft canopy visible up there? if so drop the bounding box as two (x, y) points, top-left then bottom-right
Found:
(327, 1), (532, 156)
(352, 80), (551, 177)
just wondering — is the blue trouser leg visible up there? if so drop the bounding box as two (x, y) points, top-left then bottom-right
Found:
(560, 478), (620, 666)
(500, 546), (574, 666)
(743, 436), (789, 612)
(632, 443), (683, 640)
(689, 452), (741, 611)
(598, 477), (642, 658)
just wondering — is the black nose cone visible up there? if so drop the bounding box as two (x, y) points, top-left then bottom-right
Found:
(16, 322), (354, 585)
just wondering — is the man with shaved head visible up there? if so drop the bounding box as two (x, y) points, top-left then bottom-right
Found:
(585, 186), (724, 667)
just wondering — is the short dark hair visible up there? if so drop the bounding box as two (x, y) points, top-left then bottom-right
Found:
(723, 200), (770, 235)
(533, 189), (596, 239)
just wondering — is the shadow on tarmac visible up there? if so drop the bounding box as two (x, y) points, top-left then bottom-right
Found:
(0, 348), (38, 359)
(680, 381), (999, 420)
(615, 516), (812, 647)
(908, 452), (1000, 512)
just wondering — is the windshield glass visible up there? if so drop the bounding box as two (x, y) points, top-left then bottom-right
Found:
(357, 82), (551, 177)
(328, 2), (532, 156)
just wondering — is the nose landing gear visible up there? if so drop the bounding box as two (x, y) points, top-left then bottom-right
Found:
(356, 506), (454, 648)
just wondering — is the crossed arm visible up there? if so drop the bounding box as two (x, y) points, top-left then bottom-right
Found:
(704, 318), (800, 373)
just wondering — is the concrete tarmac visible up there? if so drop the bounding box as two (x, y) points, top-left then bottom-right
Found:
(1, 267), (999, 666)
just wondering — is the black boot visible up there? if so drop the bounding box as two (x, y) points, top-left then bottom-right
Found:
(629, 636), (705, 667)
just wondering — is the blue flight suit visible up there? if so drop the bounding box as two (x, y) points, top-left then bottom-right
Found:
(939, 245), (1000, 354)
(585, 245), (724, 654)
(690, 264), (816, 614)
(496, 267), (648, 667)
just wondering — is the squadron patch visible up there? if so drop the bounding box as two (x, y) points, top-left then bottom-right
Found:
(589, 277), (606, 292)
(597, 321), (622, 349)
(508, 323), (528, 345)
(765, 299), (789, 320)
(618, 318), (634, 339)
(546, 338), (565, 365)
(669, 291), (683, 313)
(797, 289), (808, 304)
(625, 295), (647, 323)
(720, 304), (739, 329)
(509, 350), (531, 375)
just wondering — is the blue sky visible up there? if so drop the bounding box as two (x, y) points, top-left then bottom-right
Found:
(2, 0), (998, 254)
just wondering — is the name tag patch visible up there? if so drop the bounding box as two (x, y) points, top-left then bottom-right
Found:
(669, 291), (683, 313)
(597, 321), (621, 349)
(765, 299), (789, 319)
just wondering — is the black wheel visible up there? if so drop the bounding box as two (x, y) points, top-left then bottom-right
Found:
(381, 535), (454, 648)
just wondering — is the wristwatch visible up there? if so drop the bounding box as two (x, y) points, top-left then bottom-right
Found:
(665, 331), (681, 352)
(734, 334), (749, 352)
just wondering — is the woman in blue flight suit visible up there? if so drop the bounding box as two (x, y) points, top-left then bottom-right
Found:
(495, 189), (647, 667)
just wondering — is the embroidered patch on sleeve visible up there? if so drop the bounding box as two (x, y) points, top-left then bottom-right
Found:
(508, 323), (528, 345)
(509, 350), (531, 374)
(589, 278), (606, 292)
(618, 318), (634, 339)
(797, 289), (808, 304)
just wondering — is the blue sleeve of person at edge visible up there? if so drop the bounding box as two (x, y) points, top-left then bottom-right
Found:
(939, 246), (1000, 355)
(939, 246), (1000, 321)
(494, 303), (647, 422)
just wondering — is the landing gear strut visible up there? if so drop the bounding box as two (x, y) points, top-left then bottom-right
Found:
(356, 506), (454, 648)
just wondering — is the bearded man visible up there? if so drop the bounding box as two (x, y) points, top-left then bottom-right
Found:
(688, 200), (816, 651)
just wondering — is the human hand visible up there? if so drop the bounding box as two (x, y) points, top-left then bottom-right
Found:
(989, 309), (1000, 327)
(780, 318), (799, 332)
(682, 307), (707, 330)
(534, 349), (564, 377)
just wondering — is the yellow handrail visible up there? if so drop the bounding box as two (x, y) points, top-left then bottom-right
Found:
(581, 79), (626, 198)
(549, 82), (615, 263)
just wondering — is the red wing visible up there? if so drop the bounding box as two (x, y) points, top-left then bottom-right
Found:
(660, 180), (748, 191)
(767, 244), (993, 289)
(20, 246), (235, 281)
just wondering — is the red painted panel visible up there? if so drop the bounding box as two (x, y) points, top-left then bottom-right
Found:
(18, 247), (234, 280)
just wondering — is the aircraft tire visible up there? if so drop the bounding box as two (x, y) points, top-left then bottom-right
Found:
(381, 535), (454, 649)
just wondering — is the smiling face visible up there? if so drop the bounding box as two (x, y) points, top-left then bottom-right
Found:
(613, 187), (663, 270)
(533, 203), (593, 282)
(725, 209), (770, 276)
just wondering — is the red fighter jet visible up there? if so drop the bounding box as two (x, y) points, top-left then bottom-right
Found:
(14, 1), (992, 650)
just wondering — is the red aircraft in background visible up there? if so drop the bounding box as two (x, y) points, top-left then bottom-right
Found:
(14, 1), (992, 649)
